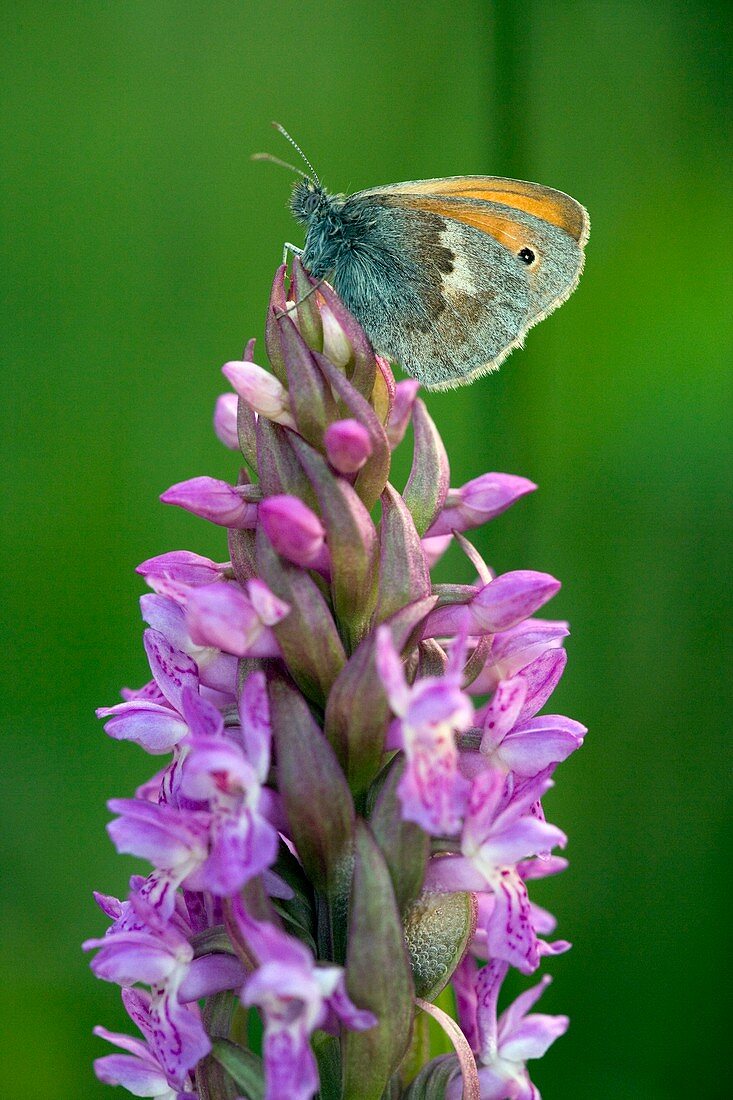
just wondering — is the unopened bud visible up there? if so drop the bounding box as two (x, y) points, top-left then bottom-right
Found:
(324, 419), (373, 474)
(222, 360), (296, 429)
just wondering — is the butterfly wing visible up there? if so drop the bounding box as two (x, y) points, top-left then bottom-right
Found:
(330, 197), (531, 389)
(337, 177), (588, 389)
(356, 175), (589, 245)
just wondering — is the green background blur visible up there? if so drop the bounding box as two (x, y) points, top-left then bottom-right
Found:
(2, 2), (731, 1096)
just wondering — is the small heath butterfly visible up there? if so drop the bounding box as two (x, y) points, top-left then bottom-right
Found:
(257, 126), (590, 390)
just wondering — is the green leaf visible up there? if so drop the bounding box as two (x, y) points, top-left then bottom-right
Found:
(228, 526), (257, 586)
(268, 672), (355, 899)
(292, 255), (324, 352)
(375, 483), (431, 624)
(369, 756), (429, 915)
(236, 397), (258, 471)
(271, 840), (317, 952)
(279, 313), (335, 443)
(341, 822), (414, 1100)
(264, 264), (288, 385)
(402, 399), (450, 536)
(256, 526), (346, 706)
(255, 416), (318, 507)
(402, 1054), (459, 1099)
(313, 1032), (342, 1100)
(403, 891), (476, 1001)
(209, 1038), (266, 1100)
(190, 925), (235, 957)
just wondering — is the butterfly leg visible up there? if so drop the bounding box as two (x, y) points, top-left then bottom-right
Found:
(282, 241), (304, 264)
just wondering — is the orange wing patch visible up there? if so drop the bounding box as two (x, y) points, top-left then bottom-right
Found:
(379, 177), (588, 244)
(392, 194), (538, 254)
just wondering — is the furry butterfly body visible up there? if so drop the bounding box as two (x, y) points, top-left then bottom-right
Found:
(290, 174), (589, 390)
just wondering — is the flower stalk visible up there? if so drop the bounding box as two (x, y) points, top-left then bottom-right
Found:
(87, 258), (584, 1099)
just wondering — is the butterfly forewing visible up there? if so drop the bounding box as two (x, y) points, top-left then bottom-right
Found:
(356, 175), (589, 244)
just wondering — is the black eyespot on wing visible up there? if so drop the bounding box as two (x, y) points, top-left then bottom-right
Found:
(518, 247), (536, 265)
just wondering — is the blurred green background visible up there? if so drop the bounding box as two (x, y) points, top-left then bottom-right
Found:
(2, 1), (730, 1096)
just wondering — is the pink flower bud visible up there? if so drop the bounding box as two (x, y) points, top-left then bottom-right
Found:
(222, 360), (296, 429)
(136, 550), (228, 590)
(427, 473), (536, 537)
(213, 393), (239, 450)
(324, 419), (373, 474)
(160, 476), (257, 528)
(259, 494), (328, 568)
(185, 580), (288, 658)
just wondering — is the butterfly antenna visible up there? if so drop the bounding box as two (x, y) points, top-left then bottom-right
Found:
(250, 151), (310, 180)
(271, 122), (320, 186)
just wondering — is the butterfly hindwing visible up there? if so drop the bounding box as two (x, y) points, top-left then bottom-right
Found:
(331, 197), (532, 389)
(377, 192), (586, 327)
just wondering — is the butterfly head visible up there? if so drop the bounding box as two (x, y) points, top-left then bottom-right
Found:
(290, 179), (333, 226)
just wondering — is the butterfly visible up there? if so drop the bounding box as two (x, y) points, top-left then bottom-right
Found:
(257, 126), (589, 391)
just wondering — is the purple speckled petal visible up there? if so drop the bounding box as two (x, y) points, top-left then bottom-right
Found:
(479, 678), (528, 752)
(501, 1011), (569, 1062)
(106, 800), (210, 905)
(84, 928), (188, 986)
(97, 700), (187, 754)
(233, 897), (313, 971)
(475, 958), (508, 1063)
(485, 867), (539, 974)
(498, 716), (586, 776)
(239, 669), (271, 781)
(473, 818), (567, 874)
(468, 619), (568, 695)
(201, 807), (278, 895)
(180, 687), (224, 741)
(514, 649), (568, 724)
(473, 1065), (521, 1099)
(93, 1052), (171, 1095)
(141, 594), (189, 645)
(143, 629), (199, 713)
(423, 854), (488, 893)
(149, 992), (211, 1089)
(93, 1024), (156, 1063)
(262, 1027), (319, 1100)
